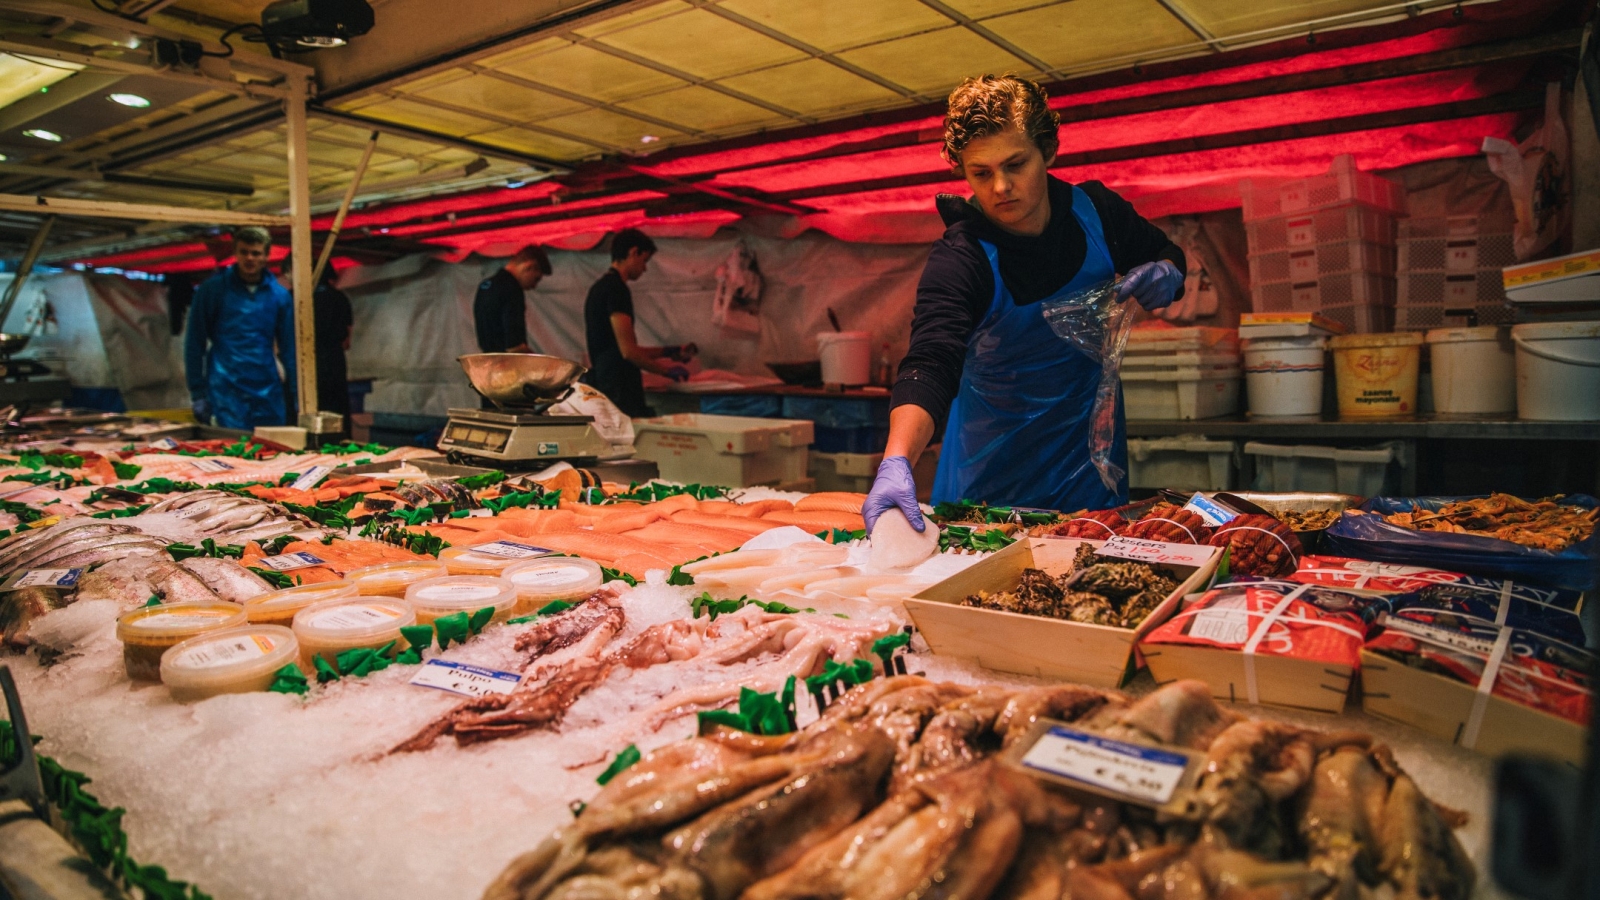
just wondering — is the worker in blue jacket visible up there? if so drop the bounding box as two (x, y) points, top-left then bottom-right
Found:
(185, 226), (297, 429)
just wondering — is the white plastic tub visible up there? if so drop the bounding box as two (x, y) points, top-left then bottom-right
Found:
(1241, 336), (1325, 419)
(1244, 441), (1398, 497)
(1127, 437), (1237, 490)
(1511, 322), (1600, 421)
(1122, 366), (1241, 420)
(1425, 326), (1515, 417)
(817, 331), (871, 386)
(633, 413), (814, 487)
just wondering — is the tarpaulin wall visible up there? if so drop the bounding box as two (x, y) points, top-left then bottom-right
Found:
(342, 229), (931, 417)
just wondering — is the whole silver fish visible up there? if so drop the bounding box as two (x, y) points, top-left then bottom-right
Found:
(0, 519), (128, 565)
(148, 564), (222, 604)
(2, 524), (141, 573)
(31, 535), (167, 571)
(178, 557), (271, 603)
(146, 490), (234, 513)
(0, 585), (70, 647)
(50, 543), (166, 572)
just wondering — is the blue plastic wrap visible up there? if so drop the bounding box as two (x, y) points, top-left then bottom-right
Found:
(702, 395), (783, 418)
(1321, 495), (1599, 591)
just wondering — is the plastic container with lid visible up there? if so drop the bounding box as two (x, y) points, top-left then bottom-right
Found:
(1328, 332), (1422, 420)
(1241, 335), (1326, 419)
(350, 560), (448, 597)
(439, 541), (554, 577)
(117, 602), (248, 681)
(245, 580), (358, 626)
(1510, 321), (1600, 421)
(503, 557), (604, 615)
(161, 625), (300, 701)
(405, 575), (518, 625)
(292, 596), (415, 668)
(1425, 326), (1515, 417)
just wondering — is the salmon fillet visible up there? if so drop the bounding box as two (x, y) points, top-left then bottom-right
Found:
(762, 510), (866, 532)
(793, 492), (868, 514)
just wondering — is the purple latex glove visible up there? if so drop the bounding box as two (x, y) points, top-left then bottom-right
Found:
(665, 365), (691, 383)
(863, 455), (925, 534)
(1117, 260), (1184, 311)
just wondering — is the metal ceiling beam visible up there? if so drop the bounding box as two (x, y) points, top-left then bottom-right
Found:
(0, 34), (289, 100)
(309, 106), (570, 173)
(773, 89), (1548, 202)
(565, 36), (817, 126)
(0, 162), (253, 195)
(0, 71), (124, 134)
(366, 89), (619, 151)
(0, 193), (289, 225)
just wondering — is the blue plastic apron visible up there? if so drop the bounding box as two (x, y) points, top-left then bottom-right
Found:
(930, 185), (1128, 511)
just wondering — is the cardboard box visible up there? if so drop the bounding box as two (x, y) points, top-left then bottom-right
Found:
(1360, 649), (1587, 766)
(905, 537), (1220, 688)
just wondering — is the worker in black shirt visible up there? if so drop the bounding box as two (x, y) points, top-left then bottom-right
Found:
(582, 229), (696, 418)
(863, 75), (1186, 533)
(473, 244), (551, 354)
(282, 257), (355, 434)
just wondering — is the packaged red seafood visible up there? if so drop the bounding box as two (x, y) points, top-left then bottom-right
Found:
(1366, 613), (1593, 725)
(1141, 580), (1379, 713)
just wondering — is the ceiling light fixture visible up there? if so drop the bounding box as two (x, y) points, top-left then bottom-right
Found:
(0, 153), (7, 161)
(639, 135), (660, 144)
(23, 128), (62, 142)
(108, 92), (151, 108)
(261, 0), (375, 50)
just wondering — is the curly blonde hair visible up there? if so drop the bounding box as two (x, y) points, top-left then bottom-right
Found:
(941, 74), (1060, 170)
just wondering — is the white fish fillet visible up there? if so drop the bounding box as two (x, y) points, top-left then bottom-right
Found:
(869, 509), (939, 570)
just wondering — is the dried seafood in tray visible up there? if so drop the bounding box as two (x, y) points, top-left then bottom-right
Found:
(960, 544), (1178, 628)
(1280, 507), (1340, 532)
(1383, 493), (1597, 552)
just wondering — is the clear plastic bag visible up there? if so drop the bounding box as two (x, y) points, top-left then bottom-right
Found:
(1041, 276), (1135, 492)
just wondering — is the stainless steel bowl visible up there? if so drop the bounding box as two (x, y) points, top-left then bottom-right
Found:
(459, 353), (587, 407)
(0, 333), (31, 357)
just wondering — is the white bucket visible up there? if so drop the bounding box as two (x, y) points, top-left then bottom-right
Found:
(818, 331), (871, 386)
(1511, 321), (1600, 421)
(1241, 335), (1325, 418)
(1425, 326), (1515, 416)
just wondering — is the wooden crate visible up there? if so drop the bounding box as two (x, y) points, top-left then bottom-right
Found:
(1143, 641), (1356, 715)
(1360, 649), (1587, 766)
(905, 537), (1220, 688)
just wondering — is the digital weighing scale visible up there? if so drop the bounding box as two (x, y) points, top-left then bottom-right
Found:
(437, 353), (627, 469)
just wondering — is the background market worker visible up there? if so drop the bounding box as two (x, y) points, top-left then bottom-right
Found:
(864, 75), (1186, 534)
(472, 244), (551, 354)
(184, 226), (298, 430)
(282, 257), (354, 436)
(582, 228), (697, 419)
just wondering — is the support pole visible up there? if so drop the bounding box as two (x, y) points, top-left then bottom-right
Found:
(311, 131), (379, 287)
(284, 74), (319, 430)
(0, 216), (55, 330)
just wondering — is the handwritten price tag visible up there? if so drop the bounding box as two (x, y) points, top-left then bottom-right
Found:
(409, 659), (522, 698)
(1099, 536), (1214, 568)
(1018, 724), (1192, 806)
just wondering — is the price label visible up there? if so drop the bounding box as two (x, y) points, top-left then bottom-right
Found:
(1381, 614), (1498, 656)
(0, 568), (83, 591)
(174, 634), (275, 669)
(1099, 536), (1214, 568)
(290, 466), (332, 492)
(409, 659), (522, 698)
(258, 551), (326, 571)
(190, 458), (234, 473)
(468, 540), (552, 560)
(1182, 493), (1238, 527)
(149, 438), (180, 451)
(1018, 724), (1193, 806)
(465, 508), (494, 517)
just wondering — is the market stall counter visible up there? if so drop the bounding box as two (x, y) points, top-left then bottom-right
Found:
(0, 436), (1588, 900)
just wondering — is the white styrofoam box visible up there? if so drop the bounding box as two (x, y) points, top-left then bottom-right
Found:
(1127, 437), (1238, 491)
(1125, 326), (1239, 354)
(1241, 157), (1406, 221)
(1249, 241), (1396, 286)
(1395, 270), (1512, 330)
(1244, 441), (1400, 497)
(632, 413), (813, 488)
(1246, 205), (1396, 254)
(1122, 367), (1241, 420)
(1122, 351), (1240, 369)
(1398, 232), (1515, 273)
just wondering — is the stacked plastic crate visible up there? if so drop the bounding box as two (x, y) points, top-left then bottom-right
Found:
(1394, 212), (1517, 330)
(1243, 156), (1407, 333)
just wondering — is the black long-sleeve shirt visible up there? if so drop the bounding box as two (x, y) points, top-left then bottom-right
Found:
(891, 176), (1185, 434)
(472, 268), (527, 353)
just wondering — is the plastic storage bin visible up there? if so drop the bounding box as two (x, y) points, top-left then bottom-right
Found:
(1241, 156), (1406, 220)
(1124, 327), (1239, 354)
(808, 447), (941, 499)
(1249, 241), (1395, 285)
(632, 413), (813, 487)
(1244, 441), (1399, 497)
(1122, 366), (1241, 420)
(1126, 437), (1237, 490)
(1251, 269), (1395, 313)
(1395, 270), (1512, 330)
(1246, 205), (1396, 254)
(1398, 231), (1515, 272)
